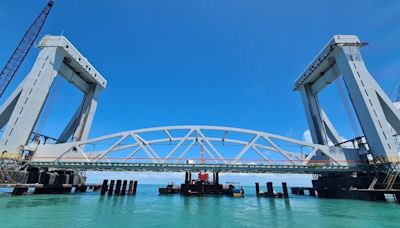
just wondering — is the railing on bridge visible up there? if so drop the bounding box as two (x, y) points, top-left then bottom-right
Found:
(30, 161), (367, 174)
(30, 157), (365, 165)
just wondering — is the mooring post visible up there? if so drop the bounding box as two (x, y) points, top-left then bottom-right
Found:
(108, 180), (115, 196)
(267, 182), (274, 198)
(255, 182), (260, 196)
(100, 179), (108, 195)
(128, 181), (134, 195)
(121, 180), (127, 196)
(115, 180), (122, 195)
(215, 171), (219, 185)
(133, 181), (138, 195)
(282, 182), (289, 198)
(212, 171), (216, 184)
(185, 171), (189, 184)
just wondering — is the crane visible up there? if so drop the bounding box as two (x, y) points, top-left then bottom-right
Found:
(396, 73), (400, 103)
(0, 0), (55, 98)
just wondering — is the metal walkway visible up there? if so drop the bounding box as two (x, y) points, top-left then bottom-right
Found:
(30, 161), (366, 173)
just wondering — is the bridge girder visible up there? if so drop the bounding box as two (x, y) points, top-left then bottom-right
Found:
(30, 125), (363, 166)
(30, 161), (366, 174)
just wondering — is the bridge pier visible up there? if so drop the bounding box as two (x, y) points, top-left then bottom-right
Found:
(128, 181), (134, 195)
(266, 182), (274, 197)
(213, 171), (219, 184)
(255, 182), (288, 198)
(100, 179), (108, 195)
(133, 181), (138, 195)
(121, 180), (127, 196)
(185, 171), (192, 184)
(282, 182), (289, 198)
(255, 182), (260, 196)
(115, 180), (122, 195)
(108, 180), (115, 196)
(98, 179), (137, 196)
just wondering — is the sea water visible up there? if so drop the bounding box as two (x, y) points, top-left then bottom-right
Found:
(0, 185), (399, 227)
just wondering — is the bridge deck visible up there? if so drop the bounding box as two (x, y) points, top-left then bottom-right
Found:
(30, 162), (366, 174)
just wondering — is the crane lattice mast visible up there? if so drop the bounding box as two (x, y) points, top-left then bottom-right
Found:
(0, 0), (54, 98)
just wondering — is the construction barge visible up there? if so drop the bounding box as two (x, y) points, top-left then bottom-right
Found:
(158, 182), (180, 194)
(159, 171), (244, 197)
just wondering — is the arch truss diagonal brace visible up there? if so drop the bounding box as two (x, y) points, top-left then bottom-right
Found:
(31, 125), (354, 166)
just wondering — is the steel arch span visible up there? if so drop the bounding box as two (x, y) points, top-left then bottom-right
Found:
(29, 125), (362, 166)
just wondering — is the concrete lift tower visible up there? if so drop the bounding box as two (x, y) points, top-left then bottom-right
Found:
(0, 36), (106, 158)
(294, 35), (400, 199)
(294, 35), (400, 163)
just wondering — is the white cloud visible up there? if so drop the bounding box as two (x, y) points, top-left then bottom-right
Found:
(394, 101), (400, 110)
(302, 130), (313, 143)
(301, 103), (400, 148)
(302, 129), (355, 148)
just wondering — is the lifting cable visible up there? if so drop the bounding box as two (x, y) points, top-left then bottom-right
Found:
(35, 77), (63, 134)
(336, 77), (361, 138)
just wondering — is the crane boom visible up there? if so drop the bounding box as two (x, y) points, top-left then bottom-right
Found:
(396, 73), (400, 102)
(0, 0), (54, 98)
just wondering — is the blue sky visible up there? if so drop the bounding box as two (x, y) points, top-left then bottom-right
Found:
(1, 0), (400, 184)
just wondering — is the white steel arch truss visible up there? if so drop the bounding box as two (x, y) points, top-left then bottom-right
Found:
(30, 125), (360, 165)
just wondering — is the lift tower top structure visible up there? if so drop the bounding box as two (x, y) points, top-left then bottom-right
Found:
(0, 0), (55, 98)
(294, 35), (400, 163)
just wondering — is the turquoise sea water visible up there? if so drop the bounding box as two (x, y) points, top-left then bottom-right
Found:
(0, 185), (399, 228)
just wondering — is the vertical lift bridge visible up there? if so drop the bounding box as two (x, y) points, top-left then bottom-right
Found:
(0, 35), (399, 172)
